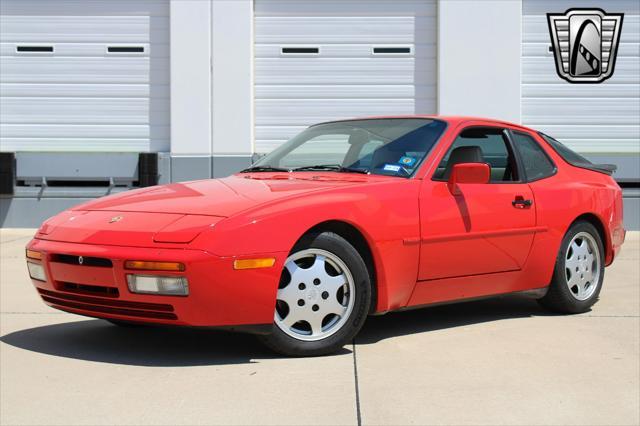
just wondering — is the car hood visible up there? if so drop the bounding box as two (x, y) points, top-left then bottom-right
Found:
(35, 173), (377, 247)
(75, 173), (374, 217)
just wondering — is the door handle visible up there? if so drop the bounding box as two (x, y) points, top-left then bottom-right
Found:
(512, 196), (533, 209)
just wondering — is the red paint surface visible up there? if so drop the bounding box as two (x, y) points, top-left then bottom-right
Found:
(26, 116), (625, 326)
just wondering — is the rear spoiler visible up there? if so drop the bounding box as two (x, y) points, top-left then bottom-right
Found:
(583, 163), (617, 176)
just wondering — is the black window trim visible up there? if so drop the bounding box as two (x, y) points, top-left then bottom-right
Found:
(430, 125), (524, 184)
(508, 129), (558, 183)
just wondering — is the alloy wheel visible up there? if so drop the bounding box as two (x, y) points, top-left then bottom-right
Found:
(565, 231), (601, 301)
(275, 248), (355, 341)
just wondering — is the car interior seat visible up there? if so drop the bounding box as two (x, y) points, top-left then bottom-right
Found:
(443, 146), (485, 180)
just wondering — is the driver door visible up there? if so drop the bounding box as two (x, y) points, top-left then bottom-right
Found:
(418, 126), (537, 281)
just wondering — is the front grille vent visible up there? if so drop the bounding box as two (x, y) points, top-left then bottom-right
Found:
(51, 254), (113, 268)
(61, 283), (119, 298)
(38, 289), (177, 320)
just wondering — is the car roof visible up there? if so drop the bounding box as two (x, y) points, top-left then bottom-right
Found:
(312, 115), (536, 133)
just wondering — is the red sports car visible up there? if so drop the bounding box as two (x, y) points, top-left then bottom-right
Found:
(25, 116), (625, 356)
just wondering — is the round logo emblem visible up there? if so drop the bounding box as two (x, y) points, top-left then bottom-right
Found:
(78, 256), (84, 265)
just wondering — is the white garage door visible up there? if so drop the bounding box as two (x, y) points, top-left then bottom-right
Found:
(522, 0), (640, 154)
(254, 0), (436, 153)
(0, 0), (169, 152)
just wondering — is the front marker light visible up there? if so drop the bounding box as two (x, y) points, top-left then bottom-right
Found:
(27, 262), (46, 281)
(126, 275), (189, 296)
(233, 258), (276, 270)
(26, 249), (43, 260)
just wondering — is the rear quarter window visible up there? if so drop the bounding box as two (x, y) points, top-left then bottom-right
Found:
(511, 131), (556, 181)
(539, 133), (593, 167)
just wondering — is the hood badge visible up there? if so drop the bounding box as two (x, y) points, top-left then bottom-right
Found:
(109, 216), (123, 223)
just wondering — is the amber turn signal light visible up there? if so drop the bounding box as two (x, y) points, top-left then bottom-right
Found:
(25, 249), (43, 260)
(233, 258), (276, 270)
(124, 260), (185, 272)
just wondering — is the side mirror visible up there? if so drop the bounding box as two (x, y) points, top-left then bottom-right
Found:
(447, 162), (490, 195)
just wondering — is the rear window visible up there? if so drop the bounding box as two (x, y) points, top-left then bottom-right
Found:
(539, 133), (593, 167)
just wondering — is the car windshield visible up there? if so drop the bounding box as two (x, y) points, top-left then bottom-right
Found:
(247, 118), (448, 177)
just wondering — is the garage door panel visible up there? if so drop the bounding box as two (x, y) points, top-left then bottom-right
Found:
(522, 1), (640, 155)
(256, 99), (419, 126)
(255, 43), (435, 59)
(528, 125), (640, 140)
(0, 16), (159, 42)
(538, 138), (640, 153)
(255, 16), (433, 44)
(522, 83), (640, 98)
(255, 0), (436, 16)
(0, 42), (168, 58)
(0, 83), (169, 99)
(523, 98), (640, 122)
(255, 0), (437, 153)
(255, 84), (435, 100)
(0, 0), (169, 16)
(255, 58), (425, 85)
(0, 0), (169, 152)
(1, 97), (169, 125)
(0, 124), (169, 140)
(522, 58), (640, 84)
(0, 137), (161, 152)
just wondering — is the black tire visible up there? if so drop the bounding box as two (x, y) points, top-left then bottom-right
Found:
(538, 221), (605, 314)
(259, 232), (371, 356)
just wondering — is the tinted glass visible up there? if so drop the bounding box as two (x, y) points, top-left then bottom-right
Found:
(433, 127), (518, 182)
(512, 132), (556, 181)
(252, 119), (447, 177)
(539, 133), (593, 166)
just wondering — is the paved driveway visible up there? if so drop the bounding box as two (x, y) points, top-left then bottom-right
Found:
(1, 229), (638, 425)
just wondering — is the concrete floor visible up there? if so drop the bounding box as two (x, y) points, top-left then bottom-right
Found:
(1, 229), (638, 426)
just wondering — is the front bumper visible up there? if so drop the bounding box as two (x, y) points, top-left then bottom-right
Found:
(26, 238), (286, 327)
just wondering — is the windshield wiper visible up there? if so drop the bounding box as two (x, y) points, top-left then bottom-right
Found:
(292, 164), (369, 174)
(240, 165), (290, 173)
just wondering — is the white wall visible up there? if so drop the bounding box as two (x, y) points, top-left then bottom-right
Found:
(212, 0), (253, 157)
(169, 0), (212, 156)
(437, 0), (522, 123)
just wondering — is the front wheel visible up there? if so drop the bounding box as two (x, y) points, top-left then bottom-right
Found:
(259, 232), (371, 356)
(538, 221), (605, 314)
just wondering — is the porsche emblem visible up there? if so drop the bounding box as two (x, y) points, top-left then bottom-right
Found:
(109, 216), (123, 223)
(547, 8), (624, 83)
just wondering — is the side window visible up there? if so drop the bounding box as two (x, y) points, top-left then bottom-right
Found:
(433, 127), (519, 182)
(511, 132), (556, 181)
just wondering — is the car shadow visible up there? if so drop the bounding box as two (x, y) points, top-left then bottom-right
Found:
(0, 320), (327, 367)
(1, 295), (560, 366)
(357, 294), (558, 345)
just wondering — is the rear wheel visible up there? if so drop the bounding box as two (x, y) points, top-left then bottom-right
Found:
(538, 221), (604, 313)
(259, 232), (371, 356)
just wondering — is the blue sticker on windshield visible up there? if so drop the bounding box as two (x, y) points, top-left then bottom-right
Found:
(383, 164), (401, 172)
(399, 156), (417, 167)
